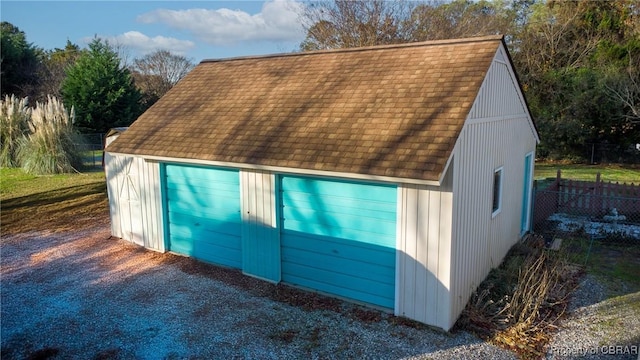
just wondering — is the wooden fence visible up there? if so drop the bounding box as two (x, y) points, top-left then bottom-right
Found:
(533, 170), (640, 230)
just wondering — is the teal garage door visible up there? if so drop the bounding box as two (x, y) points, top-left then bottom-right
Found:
(163, 164), (241, 268)
(280, 175), (397, 308)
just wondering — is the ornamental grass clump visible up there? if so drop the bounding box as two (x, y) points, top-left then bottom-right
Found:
(17, 96), (84, 174)
(0, 95), (31, 167)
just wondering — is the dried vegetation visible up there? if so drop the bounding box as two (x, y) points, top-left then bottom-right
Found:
(458, 234), (581, 359)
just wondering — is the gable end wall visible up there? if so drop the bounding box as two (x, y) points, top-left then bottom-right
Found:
(105, 153), (165, 252)
(448, 50), (537, 328)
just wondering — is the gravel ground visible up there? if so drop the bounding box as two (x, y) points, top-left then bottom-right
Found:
(545, 275), (640, 360)
(0, 225), (515, 360)
(1, 225), (638, 359)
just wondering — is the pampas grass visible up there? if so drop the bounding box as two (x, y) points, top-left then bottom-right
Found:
(17, 96), (84, 174)
(0, 95), (31, 167)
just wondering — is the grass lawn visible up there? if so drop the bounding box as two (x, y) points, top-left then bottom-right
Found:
(0, 167), (109, 236)
(81, 149), (104, 168)
(562, 237), (640, 293)
(535, 162), (640, 183)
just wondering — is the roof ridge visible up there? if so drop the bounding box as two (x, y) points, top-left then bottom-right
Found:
(200, 35), (504, 64)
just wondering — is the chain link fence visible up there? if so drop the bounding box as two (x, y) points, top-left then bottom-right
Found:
(585, 142), (640, 165)
(76, 133), (105, 169)
(532, 171), (639, 267)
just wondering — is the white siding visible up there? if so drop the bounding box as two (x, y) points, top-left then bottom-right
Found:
(139, 160), (163, 251)
(396, 178), (453, 330)
(104, 153), (164, 251)
(105, 151), (122, 239)
(448, 49), (537, 325)
(240, 170), (280, 282)
(467, 47), (534, 135)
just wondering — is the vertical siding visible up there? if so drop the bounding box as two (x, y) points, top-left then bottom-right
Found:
(241, 169), (280, 283)
(449, 52), (537, 325)
(396, 179), (453, 330)
(104, 152), (122, 239)
(468, 48), (527, 120)
(106, 154), (143, 245)
(139, 160), (164, 251)
(104, 154), (164, 252)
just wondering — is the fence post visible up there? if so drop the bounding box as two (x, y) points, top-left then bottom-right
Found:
(530, 180), (537, 232)
(594, 172), (602, 217)
(554, 169), (561, 213)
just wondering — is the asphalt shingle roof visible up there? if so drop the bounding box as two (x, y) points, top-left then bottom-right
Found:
(107, 35), (503, 182)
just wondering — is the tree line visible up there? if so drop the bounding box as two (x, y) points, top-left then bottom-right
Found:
(1, 22), (195, 134)
(1, 22), (195, 174)
(2, 0), (639, 165)
(301, 0), (639, 163)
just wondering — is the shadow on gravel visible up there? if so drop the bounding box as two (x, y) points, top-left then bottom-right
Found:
(0, 183), (109, 236)
(0, 226), (515, 360)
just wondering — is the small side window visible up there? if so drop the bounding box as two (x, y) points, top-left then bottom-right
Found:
(492, 167), (503, 217)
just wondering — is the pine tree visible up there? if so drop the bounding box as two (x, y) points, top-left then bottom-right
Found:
(61, 38), (141, 133)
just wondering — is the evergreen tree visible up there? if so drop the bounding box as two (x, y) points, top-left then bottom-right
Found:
(61, 38), (141, 133)
(0, 22), (40, 98)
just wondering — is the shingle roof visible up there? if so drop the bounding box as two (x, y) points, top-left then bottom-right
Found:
(107, 35), (503, 182)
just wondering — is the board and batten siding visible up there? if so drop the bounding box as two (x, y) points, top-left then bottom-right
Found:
(467, 45), (532, 123)
(241, 169), (280, 282)
(105, 153), (164, 251)
(448, 48), (537, 328)
(395, 166), (453, 330)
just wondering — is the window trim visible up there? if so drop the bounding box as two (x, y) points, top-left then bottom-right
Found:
(492, 166), (504, 218)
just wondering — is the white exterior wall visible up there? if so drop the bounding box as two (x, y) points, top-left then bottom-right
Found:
(448, 45), (538, 327)
(105, 152), (164, 251)
(395, 166), (453, 330)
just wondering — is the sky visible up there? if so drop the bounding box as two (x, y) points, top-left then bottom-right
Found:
(1, 0), (309, 63)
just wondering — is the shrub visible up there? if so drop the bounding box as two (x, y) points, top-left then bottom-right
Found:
(0, 94), (31, 167)
(17, 96), (83, 174)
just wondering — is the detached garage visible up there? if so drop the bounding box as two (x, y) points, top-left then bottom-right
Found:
(105, 35), (539, 331)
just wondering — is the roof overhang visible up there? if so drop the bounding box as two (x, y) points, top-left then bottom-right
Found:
(107, 152), (442, 187)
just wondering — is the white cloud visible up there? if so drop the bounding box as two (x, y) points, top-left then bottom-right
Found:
(98, 31), (195, 55)
(136, 0), (305, 46)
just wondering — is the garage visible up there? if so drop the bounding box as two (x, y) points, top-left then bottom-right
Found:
(106, 36), (539, 330)
(163, 164), (242, 268)
(280, 175), (397, 308)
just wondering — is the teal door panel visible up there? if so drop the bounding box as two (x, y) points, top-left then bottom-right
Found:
(281, 248), (394, 284)
(521, 153), (533, 234)
(163, 163), (241, 268)
(280, 175), (397, 308)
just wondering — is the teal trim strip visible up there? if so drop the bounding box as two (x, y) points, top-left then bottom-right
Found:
(521, 153), (533, 233)
(160, 163), (170, 252)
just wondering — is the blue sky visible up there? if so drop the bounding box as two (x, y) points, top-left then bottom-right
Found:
(1, 1), (308, 63)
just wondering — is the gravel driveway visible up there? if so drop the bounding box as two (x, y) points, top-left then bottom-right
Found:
(1, 225), (638, 359)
